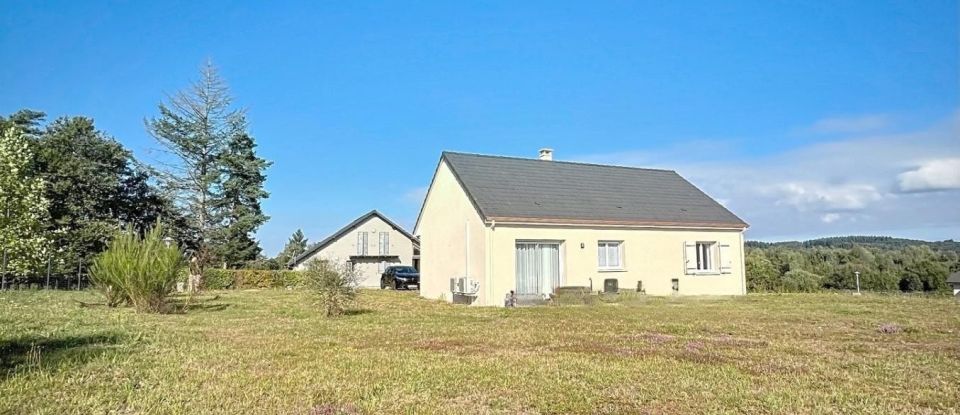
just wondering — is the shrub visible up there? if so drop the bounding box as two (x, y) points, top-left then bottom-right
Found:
(90, 223), (183, 313)
(200, 269), (308, 290)
(303, 260), (359, 317)
(781, 269), (823, 293)
(202, 268), (236, 289)
(235, 269), (273, 288)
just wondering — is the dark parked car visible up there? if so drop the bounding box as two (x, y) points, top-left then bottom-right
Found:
(380, 266), (420, 290)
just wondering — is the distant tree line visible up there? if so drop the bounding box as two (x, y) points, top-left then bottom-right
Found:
(745, 236), (958, 293)
(0, 62), (270, 287)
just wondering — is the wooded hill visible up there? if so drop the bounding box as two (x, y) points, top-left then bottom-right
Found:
(744, 236), (958, 293)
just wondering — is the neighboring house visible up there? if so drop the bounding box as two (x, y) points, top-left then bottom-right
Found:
(414, 149), (749, 306)
(290, 210), (420, 287)
(948, 272), (960, 296)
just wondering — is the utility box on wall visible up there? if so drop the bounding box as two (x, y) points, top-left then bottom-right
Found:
(604, 278), (618, 293)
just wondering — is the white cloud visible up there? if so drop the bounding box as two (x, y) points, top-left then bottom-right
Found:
(897, 158), (960, 192)
(770, 182), (882, 212)
(809, 114), (891, 134)
(820, 213), (842, 223)
(573, 110), (960, 241)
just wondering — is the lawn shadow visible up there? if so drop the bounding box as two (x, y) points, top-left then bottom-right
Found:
(343, 309), (374, 316)
(0, 332), (125, 379)
(166, 294), (231, 314)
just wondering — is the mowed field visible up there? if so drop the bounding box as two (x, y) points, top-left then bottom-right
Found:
(1, 289), (958, 414)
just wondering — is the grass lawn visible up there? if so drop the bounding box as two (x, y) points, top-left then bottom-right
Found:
(1, 290), (959, 414)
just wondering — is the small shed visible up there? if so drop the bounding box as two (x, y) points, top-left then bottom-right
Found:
(948, 271), (960, 296)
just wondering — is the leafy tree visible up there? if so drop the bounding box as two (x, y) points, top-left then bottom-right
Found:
(146, 61), (245, 270)
(276, 229), (309, 267)
(745, 249), (779, 292)
(746, 238), (957, 293)
(0, 127), (49, 281)
(212, 130), (271, 268)
(781, 269), (823, 293)
(32, 116), (178, 275)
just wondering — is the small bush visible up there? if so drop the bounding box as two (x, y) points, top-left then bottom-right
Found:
(782, 269), (823, 293)
(90, 222), (183, 313)
(303, 260), (360, 317)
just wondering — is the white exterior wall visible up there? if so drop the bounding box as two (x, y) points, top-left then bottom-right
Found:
(485, 224), (746, 306)
(294, 215), (416, 287)
(415, 160), (488, 305)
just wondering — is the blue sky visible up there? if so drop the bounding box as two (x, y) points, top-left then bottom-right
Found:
(2, 1), (958, 255)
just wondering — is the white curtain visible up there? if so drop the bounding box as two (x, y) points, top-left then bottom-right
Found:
(542, 243), (560, 294)
(516, 243), (560, 296)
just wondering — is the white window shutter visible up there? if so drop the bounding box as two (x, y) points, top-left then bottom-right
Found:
(719, 243), (732, 274)
(684, 242), (697, 274)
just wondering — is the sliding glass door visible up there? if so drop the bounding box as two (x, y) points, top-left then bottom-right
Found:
(515, 242), (562, 297)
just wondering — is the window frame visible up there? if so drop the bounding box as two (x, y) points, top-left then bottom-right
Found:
(694, 241), (716, 273)
(597, 240), (625, 271)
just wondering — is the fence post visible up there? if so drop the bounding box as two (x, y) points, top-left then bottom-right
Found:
(76, 261), (82, 291)
(46, 258), (51, 289)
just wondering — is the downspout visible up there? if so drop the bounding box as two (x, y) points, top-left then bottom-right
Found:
(487, 220), (495, 306)
(740, 231), (747, 295)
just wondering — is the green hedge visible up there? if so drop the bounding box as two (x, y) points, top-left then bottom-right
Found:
(201, 269), (306, 290)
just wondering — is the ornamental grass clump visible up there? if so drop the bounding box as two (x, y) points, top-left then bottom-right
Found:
(90, 222), (183, 313)
(304, 260), (359, 317)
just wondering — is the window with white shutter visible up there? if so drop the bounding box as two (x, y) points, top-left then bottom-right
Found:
(719, 244), (732, 274)
(357, 232), (368, 255)
(685, 241), (719, 274)
(379, 232), (389, 255)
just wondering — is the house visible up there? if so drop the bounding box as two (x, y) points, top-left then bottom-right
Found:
(290, 210), (420, 287)
(948, 272), (960, 296)
(414, 149), (749, 306)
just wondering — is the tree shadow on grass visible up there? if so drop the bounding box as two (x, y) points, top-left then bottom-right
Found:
(343, 309), (374, 316)
(0, 332), (125, 379)
(166, 294), (231, 314)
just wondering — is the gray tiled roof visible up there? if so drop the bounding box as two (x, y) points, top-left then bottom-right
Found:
(442, 152), (747, 228)
(948, 272), (960, 284)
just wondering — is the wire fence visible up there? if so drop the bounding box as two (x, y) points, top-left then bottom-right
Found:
(0, 273), (91, 291)
(0, 254), (93, 291)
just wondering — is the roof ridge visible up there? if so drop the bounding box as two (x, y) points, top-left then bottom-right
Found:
(442, 151), (676, 173)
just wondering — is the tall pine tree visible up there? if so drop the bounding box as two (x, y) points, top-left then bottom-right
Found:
(146, 61), (243, 270)
(276, 229), (308, 267)
(213, 130), (271, 268)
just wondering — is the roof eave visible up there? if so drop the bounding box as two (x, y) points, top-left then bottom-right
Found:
(486, 216), (749, 230)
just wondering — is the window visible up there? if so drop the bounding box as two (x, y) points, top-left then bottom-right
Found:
(378, 232), (389, 255)
(356, 232), (368, 255)
(695, 242), (714, 271)
(597, 241), (623, 270)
